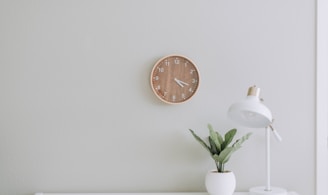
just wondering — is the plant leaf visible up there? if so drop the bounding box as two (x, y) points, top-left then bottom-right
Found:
(232, 132), (252, 148)
(217, 147), (235, 164)
(209, 137), (218, 154)
(219, 132), (252, 164)
(212, 154), (220, 162)
(222, 128), (237, 150)
(189, 129), (211, 154)
(216, 132), (224, 145)
(208, 124), (221, 152)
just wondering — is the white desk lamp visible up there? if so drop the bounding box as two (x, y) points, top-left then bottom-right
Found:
(227, 86), (287, 195)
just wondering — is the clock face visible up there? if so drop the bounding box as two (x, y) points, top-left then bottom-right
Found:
(150, 55), (200, 104)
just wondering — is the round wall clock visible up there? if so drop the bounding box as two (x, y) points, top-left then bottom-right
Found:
(150, 54), (200, 104)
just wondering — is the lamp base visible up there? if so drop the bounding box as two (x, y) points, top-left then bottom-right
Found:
(249, 186), (288, 195)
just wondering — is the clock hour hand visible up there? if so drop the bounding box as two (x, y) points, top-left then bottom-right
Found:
(174, 78), (189, 87)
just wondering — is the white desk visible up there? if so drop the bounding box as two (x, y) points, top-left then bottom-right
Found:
(34, 192), (299, 195)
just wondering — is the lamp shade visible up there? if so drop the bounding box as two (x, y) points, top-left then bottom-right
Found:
(228, 86), (272, 128)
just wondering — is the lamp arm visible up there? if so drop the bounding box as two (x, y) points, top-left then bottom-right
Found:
(269, 124), (283, 142)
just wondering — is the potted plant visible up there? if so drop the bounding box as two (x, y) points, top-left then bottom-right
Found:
(189, 124), (252, 195)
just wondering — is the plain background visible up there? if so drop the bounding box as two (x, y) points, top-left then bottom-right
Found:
(0, 0), (315, 195)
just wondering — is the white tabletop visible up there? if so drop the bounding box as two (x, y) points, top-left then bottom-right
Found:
(34, 192), (299, 195)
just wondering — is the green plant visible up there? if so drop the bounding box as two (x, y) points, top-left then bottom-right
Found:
(189, 124), (252, 173)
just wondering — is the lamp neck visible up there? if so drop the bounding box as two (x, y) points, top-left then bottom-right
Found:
(247, 86), (260, 97)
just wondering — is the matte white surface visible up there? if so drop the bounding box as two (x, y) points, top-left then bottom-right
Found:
(34, 192), (298, 195)
(0, 1), (315, 195)
(227, 96), (272, 128)
(249, 186), (287, 195)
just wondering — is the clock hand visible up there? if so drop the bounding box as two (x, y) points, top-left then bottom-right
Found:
(179, 80), (189, 86)
(174, 78), (189, 87)
(174, 78), (184, 87)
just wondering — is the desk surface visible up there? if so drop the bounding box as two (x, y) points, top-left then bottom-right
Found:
(34, 192), (299, 195)
(35, 193), (247, 195)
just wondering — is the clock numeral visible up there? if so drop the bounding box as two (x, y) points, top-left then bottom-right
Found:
(189, 88), (194, 93)
(181, 93), (186, 99)
(163, 91), (168, 97)
(184, 61), (189, 67)
(192, 78), (197, 84)
(174, 58), (180, 64)
(172, 95), (176, 101)
(164, 59), (170, 66)
(154, 76), (159, 81)
(190, 69), (196, 74)
(157, 67), (164, 73)
(155, 85), (161, 90)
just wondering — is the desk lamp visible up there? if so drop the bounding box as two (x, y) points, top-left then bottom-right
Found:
(227, 85), (287, 195)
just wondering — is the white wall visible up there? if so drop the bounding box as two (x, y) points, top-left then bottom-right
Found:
(0, 0), (315, 195)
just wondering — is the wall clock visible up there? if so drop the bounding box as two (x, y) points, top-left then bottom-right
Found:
(150, 54), (200, 104)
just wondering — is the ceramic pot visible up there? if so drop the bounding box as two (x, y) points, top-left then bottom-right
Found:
(205, 170), (236, 195)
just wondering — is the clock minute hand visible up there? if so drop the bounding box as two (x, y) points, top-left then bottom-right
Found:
(174, 78), (189, 87)
(174, 78), (184, 87)
(179, 80), (189, 86)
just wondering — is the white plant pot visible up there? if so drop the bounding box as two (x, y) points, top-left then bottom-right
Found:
(205, 170), (236, 195)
